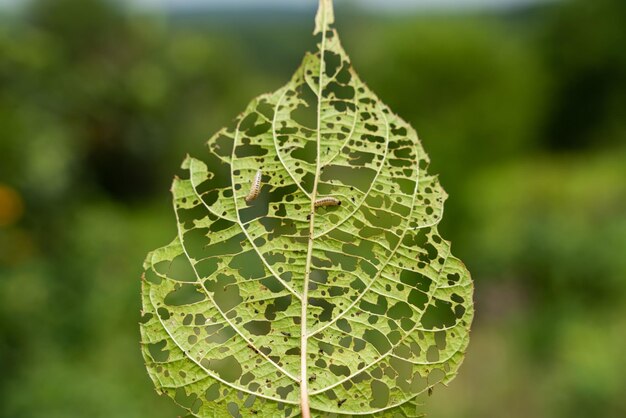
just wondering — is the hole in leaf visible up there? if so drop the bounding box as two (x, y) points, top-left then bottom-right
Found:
(164, 284), (206, 306)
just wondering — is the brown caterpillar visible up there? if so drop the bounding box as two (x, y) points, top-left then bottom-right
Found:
(314, 197), (342, 208)
(244, 170), (262, 203)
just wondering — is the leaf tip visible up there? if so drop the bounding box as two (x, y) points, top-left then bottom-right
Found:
(314, 0), (335, 35)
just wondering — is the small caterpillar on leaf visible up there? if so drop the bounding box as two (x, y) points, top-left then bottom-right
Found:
(314, 197), (341, 208)
(245, 170), (262, 203)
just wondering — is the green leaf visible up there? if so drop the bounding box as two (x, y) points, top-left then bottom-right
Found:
(140, 1), (474, 416)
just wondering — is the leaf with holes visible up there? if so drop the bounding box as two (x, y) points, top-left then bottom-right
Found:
(140, 1), (474, 417)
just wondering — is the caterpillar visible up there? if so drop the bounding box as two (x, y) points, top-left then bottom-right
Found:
(314, 197), (342, 208)
(244, 170), (262, 203)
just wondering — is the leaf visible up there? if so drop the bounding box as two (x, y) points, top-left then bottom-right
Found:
(140, 1), (474, 417)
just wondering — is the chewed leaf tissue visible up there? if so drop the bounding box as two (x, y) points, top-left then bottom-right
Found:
(140, 0), (474, 416)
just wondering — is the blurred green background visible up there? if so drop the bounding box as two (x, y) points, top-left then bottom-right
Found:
(1, 0), (625, 417)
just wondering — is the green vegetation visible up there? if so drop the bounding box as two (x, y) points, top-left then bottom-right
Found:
(1, 0), (624, 417)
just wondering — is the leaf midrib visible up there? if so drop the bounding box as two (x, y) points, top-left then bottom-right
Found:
(299, 3), (330, 411)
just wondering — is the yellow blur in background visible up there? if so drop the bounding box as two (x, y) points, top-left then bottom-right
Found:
(0, 185), (23, 227)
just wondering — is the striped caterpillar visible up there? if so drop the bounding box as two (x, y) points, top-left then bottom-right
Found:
(314, 197), (341, 208)
(244, 170), (262, 203)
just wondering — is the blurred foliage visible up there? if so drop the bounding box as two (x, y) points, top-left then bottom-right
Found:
(0, 0), (624, 417)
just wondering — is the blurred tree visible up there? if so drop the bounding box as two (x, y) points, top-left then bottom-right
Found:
(26, 0), (172, 201)
(539, 0), (626, 150)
